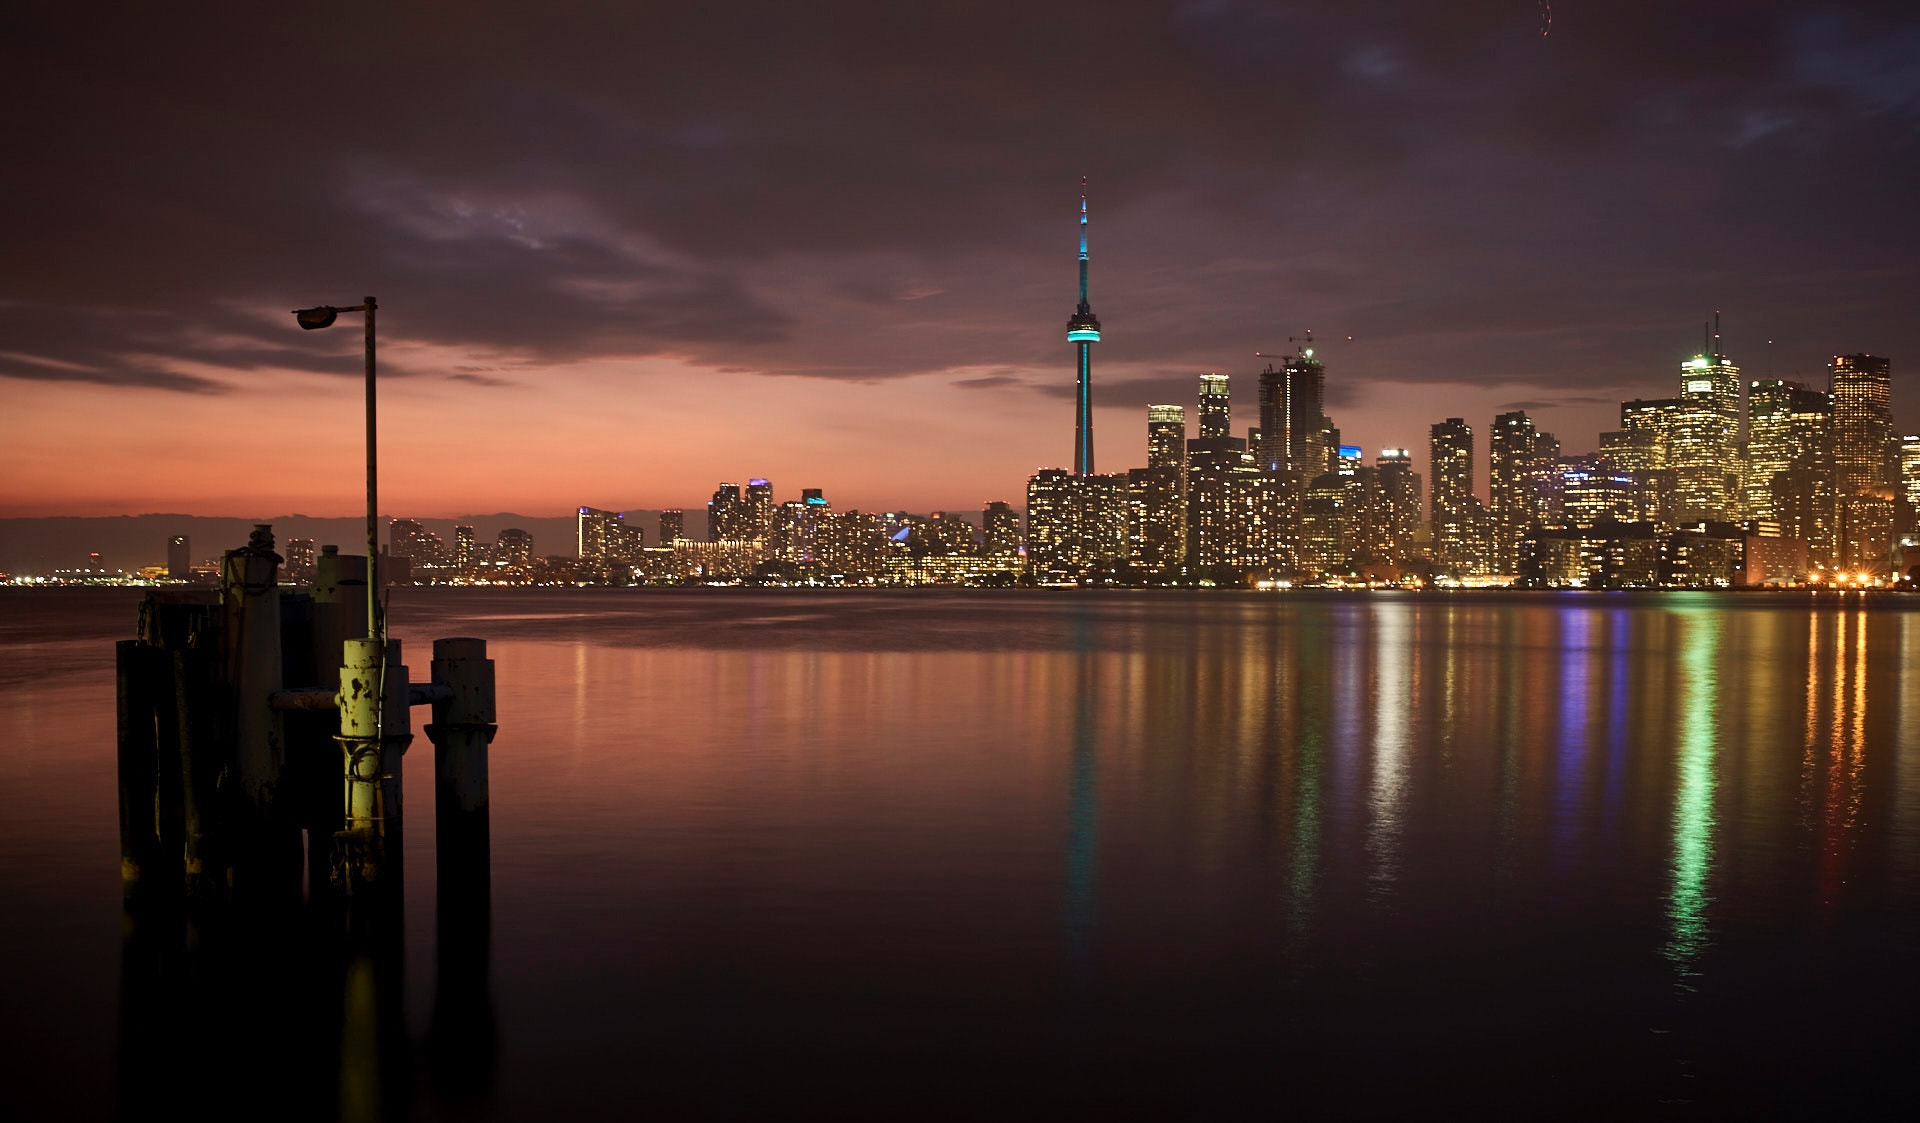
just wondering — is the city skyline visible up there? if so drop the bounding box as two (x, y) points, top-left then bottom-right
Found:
(6, 3), (1920, 518)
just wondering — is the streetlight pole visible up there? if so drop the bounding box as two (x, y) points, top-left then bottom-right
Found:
(362, 295), (378, 644)
(294, 297), (380, 644)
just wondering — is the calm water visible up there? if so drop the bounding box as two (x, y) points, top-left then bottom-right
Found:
(2, 588), (1918, 1119)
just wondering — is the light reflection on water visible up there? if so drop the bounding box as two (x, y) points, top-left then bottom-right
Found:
(1, 588), (1918, 1118)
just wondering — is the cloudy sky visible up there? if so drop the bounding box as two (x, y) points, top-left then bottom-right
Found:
(5, 1), (1920, 518)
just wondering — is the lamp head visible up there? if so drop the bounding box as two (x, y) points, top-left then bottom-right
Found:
(293, 306), (338, 330)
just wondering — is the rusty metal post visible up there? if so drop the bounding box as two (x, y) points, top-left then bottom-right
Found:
(334, 636), (410, 895)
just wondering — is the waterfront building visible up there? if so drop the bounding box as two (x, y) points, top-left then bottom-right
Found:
(454, 525), (476, 571)
(390, 519), (443, 568)
(708, 483), (746, 542)
(1522, 521), (1661, 588)
(166, 534), (190, 579)
(577, 507), (624, 564)
(659, 509), (685, 546)
(496, 528), (534, 567)
(744, 479), (776, 544)
(1024, 469), (1127, 578)
(1556, 456), (1636, 529)
(1831, 354), (1894, 499)
(982, 501), (1021, 568)
(1838, 494), (1895, 573)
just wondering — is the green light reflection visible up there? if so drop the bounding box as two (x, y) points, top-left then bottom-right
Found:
(1665, 605), (1721, 978)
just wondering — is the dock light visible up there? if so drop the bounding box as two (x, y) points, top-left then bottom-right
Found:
(291, 297), (379, 644)
(294, 306), (340, 330)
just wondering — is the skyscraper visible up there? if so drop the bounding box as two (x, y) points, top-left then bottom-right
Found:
(1196, 374), (1231, 440)
(659, 509), (684, 546)
(1147, 405), (1187, 471)
(1066, 179), (1102, 476)
(1669, 321), (1741, 522)
(1429, 418), (1485, 573)
(1744, 380), (1829, 522)
(454, 525), (476, 571)
(577, 507), (624, 563)
(708, 483), (745, 541)
(1376, 449), (1422, 564)
(1256, 344), (1330, 475)
(1490, 411), (1555, 573)
(745, 478), (776, 543)
(1831, 353), (1893, 498)
(1134, 406), (1187, 571)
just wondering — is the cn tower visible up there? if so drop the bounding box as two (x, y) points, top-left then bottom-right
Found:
(1066, 178), (1102, 476)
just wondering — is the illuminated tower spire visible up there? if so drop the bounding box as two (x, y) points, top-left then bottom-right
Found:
(1067, 178), (1102, 476)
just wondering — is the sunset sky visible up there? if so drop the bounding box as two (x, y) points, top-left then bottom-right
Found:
(6, 2), (1920, 519)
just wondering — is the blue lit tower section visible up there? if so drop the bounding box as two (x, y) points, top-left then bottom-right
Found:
(1067, 179), (1102, 476)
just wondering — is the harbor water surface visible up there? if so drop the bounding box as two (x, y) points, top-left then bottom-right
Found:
(2, 588), (1917, 1119)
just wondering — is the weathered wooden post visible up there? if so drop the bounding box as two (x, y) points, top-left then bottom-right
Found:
(425, 637), (498, 1101)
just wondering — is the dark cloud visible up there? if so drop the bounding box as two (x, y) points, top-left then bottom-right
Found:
(4, 1), (1920, 426)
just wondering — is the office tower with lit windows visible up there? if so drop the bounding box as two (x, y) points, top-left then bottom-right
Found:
(1831, 353), (1894, 499)
(983, 501), (1021, 567)
(1197, 374), (1231, 440)
(1429, 418), (1488, 573)
(1490, 411), (1557, 573)
(659, 509), (684, 546)
(454, 525), (476, 571)
(1148, 405), (1187, 471)
(1025, 469), (1079, 576)
(708, 483), (746, 541)
(1902, 436), (1920, 515)
(1744, 380), (1830, 523)
(1376, 449), (1422, 564)
(284, 537), (317, 582)
(1669, 323), (1741, 522)
(1838, 494), (1895, 572)
(166, 535), (190, 579)
(1556, 456), (1635, 528)
(1067, 180), (1102, 476)
(390, 519), (443, 567)
(1133, 405), (1188, 571)
(577, 507), (624, 563)
(744, 479), (775, 543)
(496, 528), (534, 567)
(1257, 343), (1331, 475)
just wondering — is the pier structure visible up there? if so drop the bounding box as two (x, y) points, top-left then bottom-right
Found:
(115, 523), (501, 1117)
(117, 522), (496, 906)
